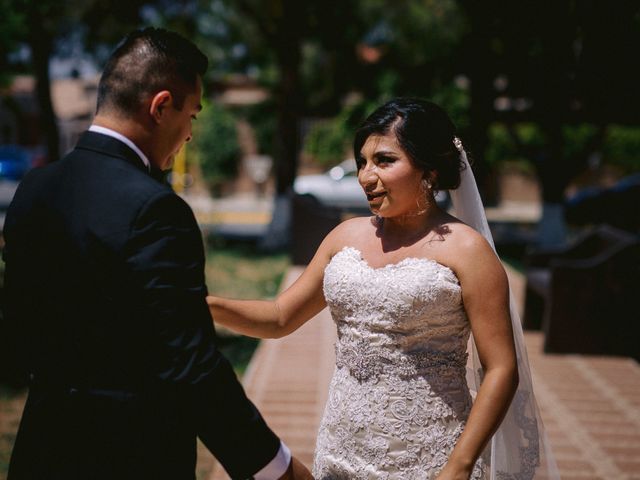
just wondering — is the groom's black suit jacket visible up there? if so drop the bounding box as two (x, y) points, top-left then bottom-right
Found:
(2, 132), (280, 479)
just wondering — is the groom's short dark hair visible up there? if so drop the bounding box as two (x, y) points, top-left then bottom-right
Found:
(96, 28), (208, 116)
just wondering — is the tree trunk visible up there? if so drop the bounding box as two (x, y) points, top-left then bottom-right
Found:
(533, 128), (569, 247)
(531, 3), (574, 247)
(273, 1), (302, 195)
(29, 22), (59, 163)
(274, 58), (301, 194)
(259, 0), (303, 250)
(261, 51), (300, 250)
(463, 1), (498, 206)
(467, 69), (495, 204)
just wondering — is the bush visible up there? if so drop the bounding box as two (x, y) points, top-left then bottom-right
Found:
(303, 118), (352, 167)
(485, 122), (546, 167)
(562, 123), (599, 161)
(192, 102), (240, 191)
(604, 125), (640, 172)
(486, 123), (517, 167)
(484, 122), (640, 186)
(236, 100), (277, 156)
(430, 82), (470, 132)
(303, 100), (377, 168)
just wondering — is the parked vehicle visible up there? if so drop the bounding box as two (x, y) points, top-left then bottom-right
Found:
(294, 159), (368, 211)
(0, 145), (32, 181)
(0, 145), (43, 231)
(294, 159), (450, 212)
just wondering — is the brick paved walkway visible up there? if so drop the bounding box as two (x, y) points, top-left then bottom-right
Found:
(207, 264), (640, 480)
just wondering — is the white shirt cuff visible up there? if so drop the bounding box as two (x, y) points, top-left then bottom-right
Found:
(252, 441), (291, 480)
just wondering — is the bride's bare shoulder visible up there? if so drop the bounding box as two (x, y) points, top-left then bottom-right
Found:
(339, 215), (377, 232)
(324, 216), (376, 252)
(440, 217), (504, 279)
(433, 216), (494, 260)
(443, 217), (491, 256)
(445, 219), (488, 249)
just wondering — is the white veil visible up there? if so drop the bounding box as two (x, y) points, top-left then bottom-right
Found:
(450, 138), (560, 479)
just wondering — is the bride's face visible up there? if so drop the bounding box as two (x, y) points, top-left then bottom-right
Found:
(357, 132), (426, 218)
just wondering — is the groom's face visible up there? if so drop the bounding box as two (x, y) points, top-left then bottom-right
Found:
(152, 77), (203, 171)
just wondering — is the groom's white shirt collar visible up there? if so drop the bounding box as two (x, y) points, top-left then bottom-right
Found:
(89, 125), (151, 171)
(90, 121), (292, 478)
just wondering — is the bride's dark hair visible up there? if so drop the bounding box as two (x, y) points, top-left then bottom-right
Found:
(353, 98), (464, 191)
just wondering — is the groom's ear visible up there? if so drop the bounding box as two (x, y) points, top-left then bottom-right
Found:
(149, 90), (172, 124)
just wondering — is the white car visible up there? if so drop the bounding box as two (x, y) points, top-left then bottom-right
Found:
(294, 159), (450, 211)
(294, 159), (368, 211)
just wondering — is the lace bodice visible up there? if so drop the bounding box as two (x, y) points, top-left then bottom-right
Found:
(325, 246), (470, 380)
(313, 246), (486, 479)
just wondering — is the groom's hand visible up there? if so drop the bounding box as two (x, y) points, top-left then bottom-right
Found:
(278, 456), (313, 480)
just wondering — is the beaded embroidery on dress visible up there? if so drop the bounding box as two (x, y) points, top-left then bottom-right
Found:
(313, 246), (486, 479)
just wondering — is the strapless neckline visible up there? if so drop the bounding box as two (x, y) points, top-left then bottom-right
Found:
(334, 245), (459, 281)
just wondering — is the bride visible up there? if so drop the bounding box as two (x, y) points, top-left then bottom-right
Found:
(207, 98), (557, 479)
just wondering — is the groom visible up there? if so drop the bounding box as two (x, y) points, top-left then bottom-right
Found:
(2, 28), (311, 479)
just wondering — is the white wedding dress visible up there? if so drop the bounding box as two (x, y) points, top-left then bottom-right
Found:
(313, 246), (486, 479)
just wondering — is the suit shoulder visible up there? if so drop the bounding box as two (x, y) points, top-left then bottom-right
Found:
(134, 188), (197, 228)
(62, 148), (183, 228)
(67, 149), (173, 207)
(6, 162), (59, 212)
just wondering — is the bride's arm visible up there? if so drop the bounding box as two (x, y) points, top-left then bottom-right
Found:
(206, 229), (337, 339)
(438, 233), (519, 479)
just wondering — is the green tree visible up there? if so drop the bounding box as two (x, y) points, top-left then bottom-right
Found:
(192, 102), (240, 193)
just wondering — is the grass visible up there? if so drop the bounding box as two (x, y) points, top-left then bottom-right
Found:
(205, 240), (289, 300)
(205, 239), (290, 375)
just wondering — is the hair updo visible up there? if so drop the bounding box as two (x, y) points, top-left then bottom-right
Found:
(353, 98), (465, 191)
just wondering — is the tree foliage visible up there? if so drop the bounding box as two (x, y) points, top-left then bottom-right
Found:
(2, 0), (638, 203)
(192, 102), (240, 190)
(303, 99), (377, 167)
